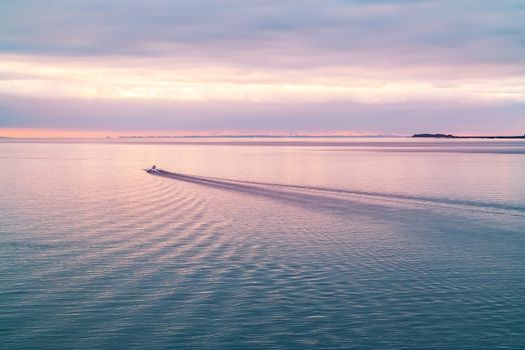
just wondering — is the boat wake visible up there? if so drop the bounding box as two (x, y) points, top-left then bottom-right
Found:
(148, 169), (525, 218)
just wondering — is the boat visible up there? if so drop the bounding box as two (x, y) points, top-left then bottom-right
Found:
(145, 165), (160, 173)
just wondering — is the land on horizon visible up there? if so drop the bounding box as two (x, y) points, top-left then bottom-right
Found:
(413, 133), (525, 139)
(4, 133), (525, 140)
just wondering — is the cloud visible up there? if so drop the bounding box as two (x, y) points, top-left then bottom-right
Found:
(0, 1), (523, 135)
(1, 55), (524, 104)
(1, 1), (524, 69)
(1, 95), (524, 135)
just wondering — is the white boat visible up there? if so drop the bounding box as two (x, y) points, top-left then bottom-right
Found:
(145, 166), (160, 173)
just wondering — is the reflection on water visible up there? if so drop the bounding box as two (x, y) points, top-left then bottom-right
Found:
(1, 138), (525, 349)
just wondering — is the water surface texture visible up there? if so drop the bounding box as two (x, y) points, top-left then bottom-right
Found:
(1, 138), (525, 349)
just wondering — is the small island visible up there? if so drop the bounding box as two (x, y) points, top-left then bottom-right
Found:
(413, 133), (525, 139)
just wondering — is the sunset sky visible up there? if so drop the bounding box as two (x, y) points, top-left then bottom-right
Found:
(1, 0), (524, 137)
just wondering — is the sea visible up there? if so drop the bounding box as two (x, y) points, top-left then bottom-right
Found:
(1, 137), (524, 349)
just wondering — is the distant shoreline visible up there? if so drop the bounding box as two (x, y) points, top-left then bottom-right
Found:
(413, 133), (525, 139)
(117, 135), (403, 139)
(2, 134), (525, 140)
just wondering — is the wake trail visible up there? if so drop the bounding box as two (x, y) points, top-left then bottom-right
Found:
(150, 170), (525, 217)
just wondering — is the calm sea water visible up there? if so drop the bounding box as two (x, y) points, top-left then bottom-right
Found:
(1, 138), (525, 349)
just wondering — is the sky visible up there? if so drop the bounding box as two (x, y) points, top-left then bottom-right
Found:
(0, 0), (524, 137)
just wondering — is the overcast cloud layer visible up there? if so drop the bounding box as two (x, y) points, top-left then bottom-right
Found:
(1, 0), (524, 136)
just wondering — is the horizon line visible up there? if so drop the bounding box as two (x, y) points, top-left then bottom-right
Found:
(0, 134), (408, 140)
